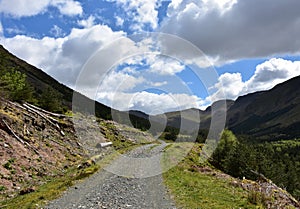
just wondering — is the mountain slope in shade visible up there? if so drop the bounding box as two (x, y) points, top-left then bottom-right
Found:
(227, 75), (300, 139)
(161, 76), (300, 140)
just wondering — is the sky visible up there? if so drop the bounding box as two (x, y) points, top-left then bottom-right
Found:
(0, 0), (300, 114)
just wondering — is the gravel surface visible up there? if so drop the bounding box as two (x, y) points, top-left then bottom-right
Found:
(46, 143), (177, 209)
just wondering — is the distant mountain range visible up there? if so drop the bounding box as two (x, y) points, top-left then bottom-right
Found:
(162, 76), (300, 140)
(1, 45), (299, 140)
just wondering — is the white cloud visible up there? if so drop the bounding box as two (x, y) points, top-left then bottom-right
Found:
(209, 72), (244, 101)
(78, 16), (96, 28)
(0, 0), (82, 17)
(108, 0), (160, 31)
(0, 0), (50, 17)
(245, 58), (300, 93)
(208, 58), (300, 102)
(149, 81), (168, 87)
(162, 0), (300, 64)
(52, 0), (82, 16)
(99, 71), (145, 92)
(115, 16), (124, 27)
(97, 91), (203, 114)
(50, 25), (64, 37)
(148, 56), (185, 75)
(5, 26), (25, 35)
(0, 25), (125, 87)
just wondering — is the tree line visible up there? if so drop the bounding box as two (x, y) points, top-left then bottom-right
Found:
(211, 130), (300, 200)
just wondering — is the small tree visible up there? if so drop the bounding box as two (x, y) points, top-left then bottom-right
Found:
(0, 69), (33, 102)
(211, 130), (239, 172)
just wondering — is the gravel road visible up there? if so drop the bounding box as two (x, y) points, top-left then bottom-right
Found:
(46, 142), (177, 209)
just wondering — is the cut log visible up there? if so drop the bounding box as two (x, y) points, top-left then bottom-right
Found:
(23, 103), (64, 136)
(99, 142), (113, 148)
(24, 102), (69, 119)
(2, 119), (41, 155)
(2, 119), (25, 144)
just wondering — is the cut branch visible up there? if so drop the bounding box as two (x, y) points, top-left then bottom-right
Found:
(24, 102), (69, 119)
(2, 119), (41, 155)
(23, 103), (64, 136)
(2, 119), (25, 144)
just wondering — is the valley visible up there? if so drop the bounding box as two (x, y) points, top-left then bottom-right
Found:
(0, 44), (299, 209)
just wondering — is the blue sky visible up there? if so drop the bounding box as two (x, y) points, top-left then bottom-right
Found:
(1, 0), (300, 114)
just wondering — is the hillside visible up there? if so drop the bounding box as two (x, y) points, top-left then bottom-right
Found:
(0, 99), (84, 200)
(227, 75), (300, 139)
(0, 45), (73, 108)
(161, 76), (300, 141)
(0, 45), (151, 128)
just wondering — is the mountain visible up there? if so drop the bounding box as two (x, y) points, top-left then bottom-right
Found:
(0, 45), (113, 118)
(227, 76), (300, 139)
(159, 76), (300, 141)
(0, 45), (151, 127)
(1, 44), (300, 140)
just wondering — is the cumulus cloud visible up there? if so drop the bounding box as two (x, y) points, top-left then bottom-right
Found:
(148, 56), (185, 75)
(78, 16), (96, 28)
(245, 58), (300, 93)
(99, 71), (145, 92)
(0, 0), (82, 17)
(0, 0), (50, 17)
(0, 25), (125, 87)
(209, 72), (244, 102)
(162, 0), (300, 64)
(115, 16), (125, 27)
(209, 58), (300, 102)
(52, 0), (83, 16)
(97, 91), (203, 114)
(107, 0), (160, 31)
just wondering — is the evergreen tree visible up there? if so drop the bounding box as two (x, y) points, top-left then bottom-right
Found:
(0, 69), (33, 102)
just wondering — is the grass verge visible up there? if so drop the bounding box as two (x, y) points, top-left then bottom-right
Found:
(162, 143), (257, 209)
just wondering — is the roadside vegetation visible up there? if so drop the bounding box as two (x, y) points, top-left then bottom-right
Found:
(160, 127), (300, 202)
(162, 131), (300, 208)
(163, 143), (257, 209)
(209, 131), (300, 200)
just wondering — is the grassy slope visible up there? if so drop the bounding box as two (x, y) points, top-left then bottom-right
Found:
(162, 144), (257, 209)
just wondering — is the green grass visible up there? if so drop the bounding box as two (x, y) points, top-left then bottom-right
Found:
(164, 167), (257, 209)
(162, 143), (257, 209)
